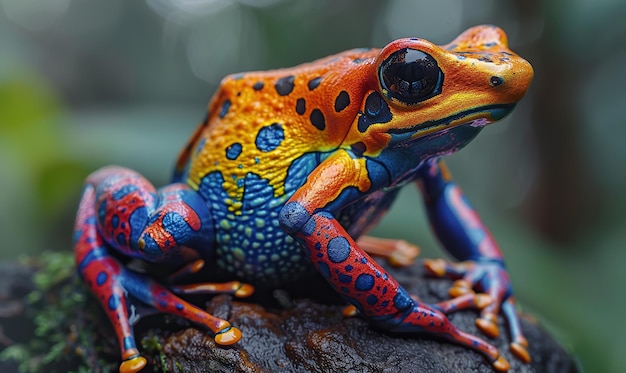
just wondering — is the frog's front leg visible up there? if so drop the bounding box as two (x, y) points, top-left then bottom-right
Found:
(418, 159), (530, 363)
(279, 151), (509, 372)
(73, 166), (250, 373)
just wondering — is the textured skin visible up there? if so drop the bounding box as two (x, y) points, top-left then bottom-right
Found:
(73, 25), (533, 372)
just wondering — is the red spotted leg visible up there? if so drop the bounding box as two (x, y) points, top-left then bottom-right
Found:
(418, 159), (530, 363)
(279, 150), (509, 372)
(73, 167), (252, 373)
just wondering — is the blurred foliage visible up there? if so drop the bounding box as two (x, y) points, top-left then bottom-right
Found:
(1, 0), (625, 372)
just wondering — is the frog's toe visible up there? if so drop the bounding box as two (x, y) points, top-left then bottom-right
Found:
(476, 313), (500, 338)
(501, 297), (531, 362)
(357, 236), (420, 267)
(510, 337), (531, 363)
(342, 304), (359, 317)
(167, 259), (206, 283)
(423, 258), (468, 278)
(474, 293), (493, 309)
(214, 326), (242, 345)
(449, 279), (474, 297)
(171, 281), (254, 298)
(492, 355), (511, 372)
(434, 292), (492, 314)
(423, 258), (447, 276)
(119, 355), (147, 373)
(234, 283), (254, 297)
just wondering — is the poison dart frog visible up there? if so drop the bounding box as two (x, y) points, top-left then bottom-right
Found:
(73, 25), (533, 372)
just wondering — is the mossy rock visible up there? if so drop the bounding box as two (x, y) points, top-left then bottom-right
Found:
(0, 253), (579, 372)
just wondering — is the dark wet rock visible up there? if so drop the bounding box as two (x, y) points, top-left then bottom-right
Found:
(140, 264), (579, 373)
(0, 258), (579, 373)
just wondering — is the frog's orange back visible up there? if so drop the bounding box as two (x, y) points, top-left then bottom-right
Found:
(177, 48), (381, 202)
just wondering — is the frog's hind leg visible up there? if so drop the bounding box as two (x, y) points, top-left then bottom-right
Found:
(74, 167), (247, 373)
(74, 182), (148, 373)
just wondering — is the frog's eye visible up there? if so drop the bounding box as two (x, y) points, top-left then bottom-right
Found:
(379, 48), (443, 105)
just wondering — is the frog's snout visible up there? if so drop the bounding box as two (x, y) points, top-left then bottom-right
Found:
(490, 55), (534, 104)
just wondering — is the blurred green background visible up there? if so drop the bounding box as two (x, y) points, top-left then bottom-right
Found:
(1, 0), (624, 371)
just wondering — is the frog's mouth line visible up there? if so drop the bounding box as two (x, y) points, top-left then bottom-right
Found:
(388, 103), (516, 136)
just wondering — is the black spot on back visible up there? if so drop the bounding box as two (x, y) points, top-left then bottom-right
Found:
(275, 75), (295, 96)
(308, 77), (322, 91)
(334, 91), (350, 112)
(253, 81), (264, 91)
(296, 98), (306, 115)
(310, 109), (326, 130)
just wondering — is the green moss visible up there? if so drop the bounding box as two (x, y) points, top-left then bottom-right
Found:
(142, 335), (168, 372)
(0, 252), (117, 373)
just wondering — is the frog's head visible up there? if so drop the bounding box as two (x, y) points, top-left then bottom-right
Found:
(346, 25), (533, 154)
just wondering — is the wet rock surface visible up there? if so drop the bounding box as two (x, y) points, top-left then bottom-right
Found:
(138, 264), (579, 373)
(0, 259), (579, 372)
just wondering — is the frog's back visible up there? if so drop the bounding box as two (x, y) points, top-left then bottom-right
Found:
(180, 48), (379, 198)
(174, 48), (381, 282)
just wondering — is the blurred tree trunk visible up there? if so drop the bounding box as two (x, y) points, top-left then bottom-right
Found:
(510, 0), (600, 244)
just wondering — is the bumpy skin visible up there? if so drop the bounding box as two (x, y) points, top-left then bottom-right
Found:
(73, 25), (533, 372)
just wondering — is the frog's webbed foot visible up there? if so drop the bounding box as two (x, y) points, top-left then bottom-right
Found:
(424, 258), (530, 363)
(357, 235), (420, 267)
(342, 295), (509, 371)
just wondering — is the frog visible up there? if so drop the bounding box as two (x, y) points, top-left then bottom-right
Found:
(73, 25), (533, 373)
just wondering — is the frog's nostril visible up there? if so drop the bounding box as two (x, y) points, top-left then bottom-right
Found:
(489, 76), (504, 87)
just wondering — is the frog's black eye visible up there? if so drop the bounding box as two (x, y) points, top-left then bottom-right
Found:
(379, 48), (443, 105)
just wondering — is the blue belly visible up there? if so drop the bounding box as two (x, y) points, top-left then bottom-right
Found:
(197, 171), (311, 283)
(195, 150), (402, 284)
